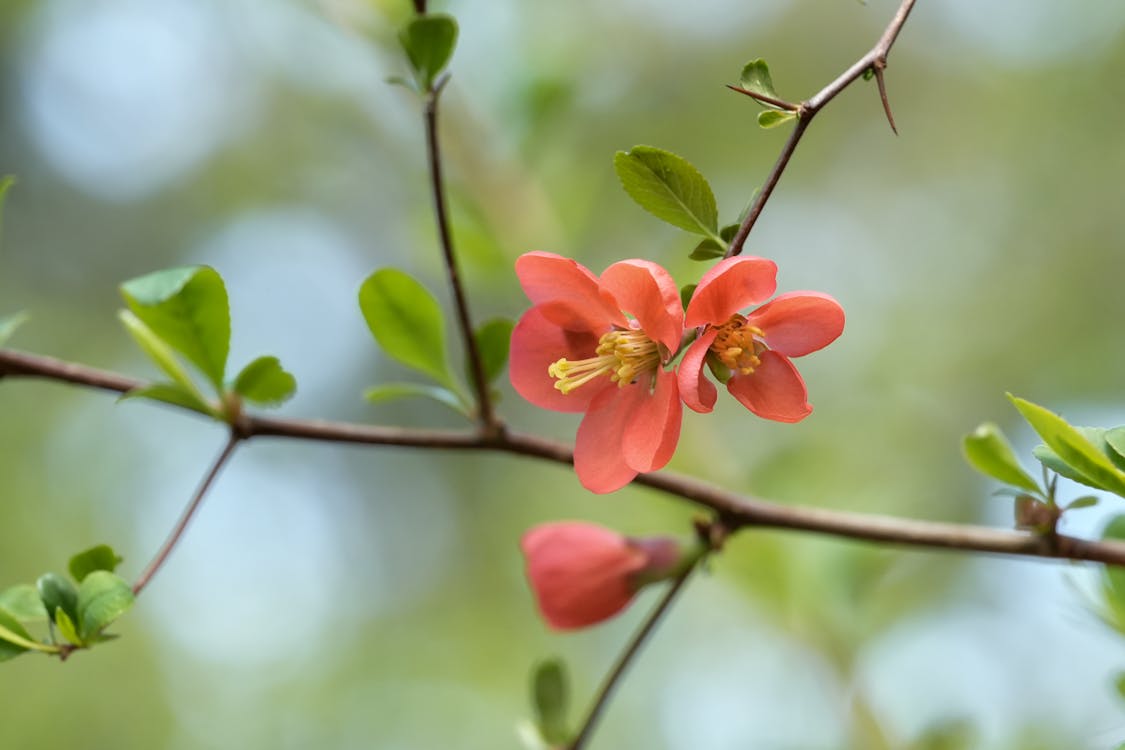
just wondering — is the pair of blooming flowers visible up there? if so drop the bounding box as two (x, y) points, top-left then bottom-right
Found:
(510, 251), (845, 494)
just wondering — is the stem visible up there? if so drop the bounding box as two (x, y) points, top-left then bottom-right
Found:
(567, 563), (700, 750)
(726, 0), (918, 257)
(131, 433), (241, 596)
(423, 79), (497, 431)
(6, 347), (1125, 568)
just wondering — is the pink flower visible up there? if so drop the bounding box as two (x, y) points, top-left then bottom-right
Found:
(509, 252), (684, 493)
(678, 256), (844, 422)
(520, 521), (685, 631)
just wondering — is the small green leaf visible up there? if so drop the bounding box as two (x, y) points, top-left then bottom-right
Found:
(399, 13), (458, 91)
(359, 269), (454, 388)
(758, 110), (797, 129)
(1064, 496), (1099, 511)
(0, 585), (46, 622)
(364, 383), (469, 416)
(1102, 516), (1125, 612)
(614, 146), (719, 238)
(36, 573), (78, 626)
(54, 607), (82, 646)
(1115, 671), (1125, 702)
(471, 318), (514, 386)
(385, 74), (416, 91)
(0, 608), (33, 661)
(689, 238), (725, 260)
(719, 223), (740, 241)
(68, 544), (124, 583)
(119, 383), (218, 418)
(739, 59), (779, 100)
(962, 422), (1040, 492)
(531, 658), (570, 745)
(862, 67), (875, 82)
(1031, 444), (1095, 487)
(0, 175), (14, 251)
(0, 311), (28, 347)
(120, 266), (231, 390)
(1010, 395), (1125, 496)
(76, 571), (134, 640)
(679, 284), (697, 310)
(232, 356), (297, 406)
(1105, 426), (1125, 465)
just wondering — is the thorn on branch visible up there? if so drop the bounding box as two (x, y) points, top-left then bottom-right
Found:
(724, 84), (799, 112)
(872, 61), (898, 135)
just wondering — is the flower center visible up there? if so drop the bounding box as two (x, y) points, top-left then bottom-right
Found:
(548, 329), (661, 394)
(710, 314), (766, 375)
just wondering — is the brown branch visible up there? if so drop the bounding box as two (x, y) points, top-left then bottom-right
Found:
(5, 347), (1125, 567)
(566, 561), (701, 750)
(132, 432), (241, 596)
(423, 77), (498, 432)
(726, 0), (917, 257)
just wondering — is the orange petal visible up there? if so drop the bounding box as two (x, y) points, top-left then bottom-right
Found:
(515, 252), (626, 331)
(622, 368), (682, 473)
(600, 259), (684, 353)
(574, 382), (649, 493)
(676, 330), (719, 414)
(746, 291), (844, 357)
(726, 351), (811, 422)
(510, 306), (607, 413)
(685, 256), (777, 328)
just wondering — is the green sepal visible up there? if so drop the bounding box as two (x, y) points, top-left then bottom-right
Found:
(68, 544), (124, 583)
(231, 355), (297, 406)
(531, 658), (570, 746)
(962, 422), (1040, 493)
(399, 13), (458, 92)
(0, 311), (29, 347)
(364, 383), (469, 417)
(359, 268), (456, 389)
(613, 146), (720, 239)
(705, 349), (732, 385)
(120, 266), (231, 391)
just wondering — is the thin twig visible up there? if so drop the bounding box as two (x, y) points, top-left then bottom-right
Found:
(566, 562), (701, 750)
(131, 433), (241, 596)
(5, 347), (1125, 567)
(726, 0), (917, 257)
(423, 77), (497, 431)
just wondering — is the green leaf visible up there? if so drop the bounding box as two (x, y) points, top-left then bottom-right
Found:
(68, 544), (124, 583)
(1101, 516), (1125, 613)
(76, 571), (134, 640)
(0, 175), (14, 251)
(679, 284), (697, 310)
(0, 608), (33, 661)
(1105, 426), (1125, 467)
(1064, 495), (1099, 511)
(232, 355), (297, 406)
(36, 573), (78, 626)
(689, 238), (725, 260)
(758, 109), (797, 129)
(54, 607), (82, 646)
(962, 422), (1039, 492)
(399, 13), (458, 91)
(1009, 395), (1125, 496)
(364, 383), (468, 416)
(614, 146), (719, 238)
(739, 59), (779, 101)
(359, 269), (454, 387)
(470, 318), (515, 387)
(119, 383), (218, 418)
(0, 311), (28, 347)
(531, 658), (570, 745)
(862, 67), (876, 82)
(1115, 671), (1125, 702)
(1031, 444), (1097, 488)
(118, 310), (207, 396)
(0, 585), (46, 621)
(120, 266), (231, 390)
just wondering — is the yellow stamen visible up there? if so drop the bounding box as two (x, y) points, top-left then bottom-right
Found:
(711, 315), (766, 375)
(549, 329), (661, 394)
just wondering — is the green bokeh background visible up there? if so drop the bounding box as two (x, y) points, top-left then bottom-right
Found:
(2, 0), (1125, 747)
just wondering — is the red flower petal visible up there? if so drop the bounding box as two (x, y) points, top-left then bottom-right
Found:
(600, 259), (684, 353)
(746, 291), (845, 357)
(573, 381), (651, 493)
(509, 306), (608, 413)
(676, 329), (719, 414)
(521, 522), (646, 630)
(685, 256), (777, 328)
(726, 350), (811, 422)
(621, 368), (682, 473)
(515, 252), (627, 331)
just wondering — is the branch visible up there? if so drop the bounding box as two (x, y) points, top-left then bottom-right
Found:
(567, 561), (701, 750)
(131, 432), (241, 596)
(423, 78), (497, 431)
(726, 0), (917, 257)
(5, 347), (1125, 567)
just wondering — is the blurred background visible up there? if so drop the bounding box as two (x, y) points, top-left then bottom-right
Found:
(2, 0), (1125, 747)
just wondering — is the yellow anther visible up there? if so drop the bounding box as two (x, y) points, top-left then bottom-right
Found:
(711, 315), (766, 375)
(549, 328), (661, 394)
